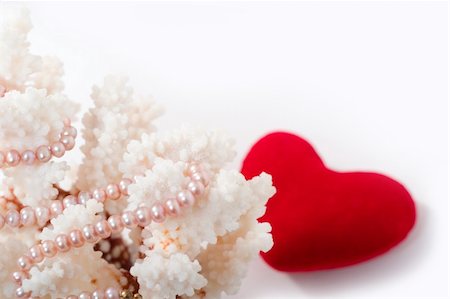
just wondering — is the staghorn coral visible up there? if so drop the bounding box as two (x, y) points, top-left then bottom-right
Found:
(0, 6), (275, 299)
(0, 7), (64, 94)
(77, 75), (163, 192)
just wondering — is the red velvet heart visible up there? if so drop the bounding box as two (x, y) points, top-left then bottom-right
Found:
(241, 132), (416, 271)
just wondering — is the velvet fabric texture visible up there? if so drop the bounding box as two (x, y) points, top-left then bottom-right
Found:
(241, 132), (416, 271)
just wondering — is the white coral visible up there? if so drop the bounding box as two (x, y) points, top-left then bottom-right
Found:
(23, 200), (123, 298)
(196, 207), (274, 298)
(76, 76), (163, 216)
(0, 227), (40, 298)
(0, 7), (64, 94)
(132, 253), (207, 299)
(0, 88), (78, 150)
(0, 70), (78, 207)
(2, 162), (69, 206)
(120, 127), (236, 178)
(77, 76), (163, 192)
(126, 129), (275, 299)
(0, 7), (276, 299)
(126, 159), (188, 211)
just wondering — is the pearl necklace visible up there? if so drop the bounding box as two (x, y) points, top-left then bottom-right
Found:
(0, 119), (77, 168)
(0, 178), (133, 230)
(12, 163), (208, 299)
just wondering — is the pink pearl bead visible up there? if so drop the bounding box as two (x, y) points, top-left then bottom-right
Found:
(63, 195), (78, 208)
(151, 203), (166, 223)
(94, 220), (112, 239)
(190, 171), (201, 181)
(35, 206), (50, 227)
(105, 287), (119, 299)
(121, 211), (138, 229)
(60, 135), (75, 151)
(20, 207), (36, 226)
(51, 141), (66, 158)
(62, 126), (77, 138)
(6, 210), (20, 227)
(106, 184), (120, 200)
(12, 272), (22, 285)
(79, 292), (93, 299)
(92, 290), (105, 299)
(187, 163), (201, 176)
(0, 214), (5, 229)
(12, 271), (27, 285)
(5, 149), (21, 167)
(77, 191), (91, 205)
(135, 207), (152, 227)
(187, 181), (205, 196)
(191, 172), (208, 186)
(118, 178), (133, 196)
(69, 229), (85, 248)
(15, 287), (30, 298)
(55, 234), (71, 252)
(36, 145), (52, 162)
(108, 215), (124, 234)
(17, 255), (32, 271)
(92, 188), (107, 202)
(50, 200), (64, 217)
(176, 190), (195, 207)
(28, 244), (44, 263)
(41, 240), (58, 257)
(21, 150), (36, 165)
(0, 151), (5, 168)
(164, 198), (181, 216)
(82, 224), (99, 243)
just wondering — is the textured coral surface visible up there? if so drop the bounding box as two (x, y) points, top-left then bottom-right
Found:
(0, 7), (275, 299)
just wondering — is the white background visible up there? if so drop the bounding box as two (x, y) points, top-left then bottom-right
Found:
(2, 1), (449, 298)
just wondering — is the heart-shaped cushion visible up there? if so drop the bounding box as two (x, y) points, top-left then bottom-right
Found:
(241, 132), (416, 271)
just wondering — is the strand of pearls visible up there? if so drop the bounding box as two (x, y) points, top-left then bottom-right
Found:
(0, 178), (134, 231)
(0, 119), (77, 168)
(12, 163), (208, 299)
(0, 162), (207, 230)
